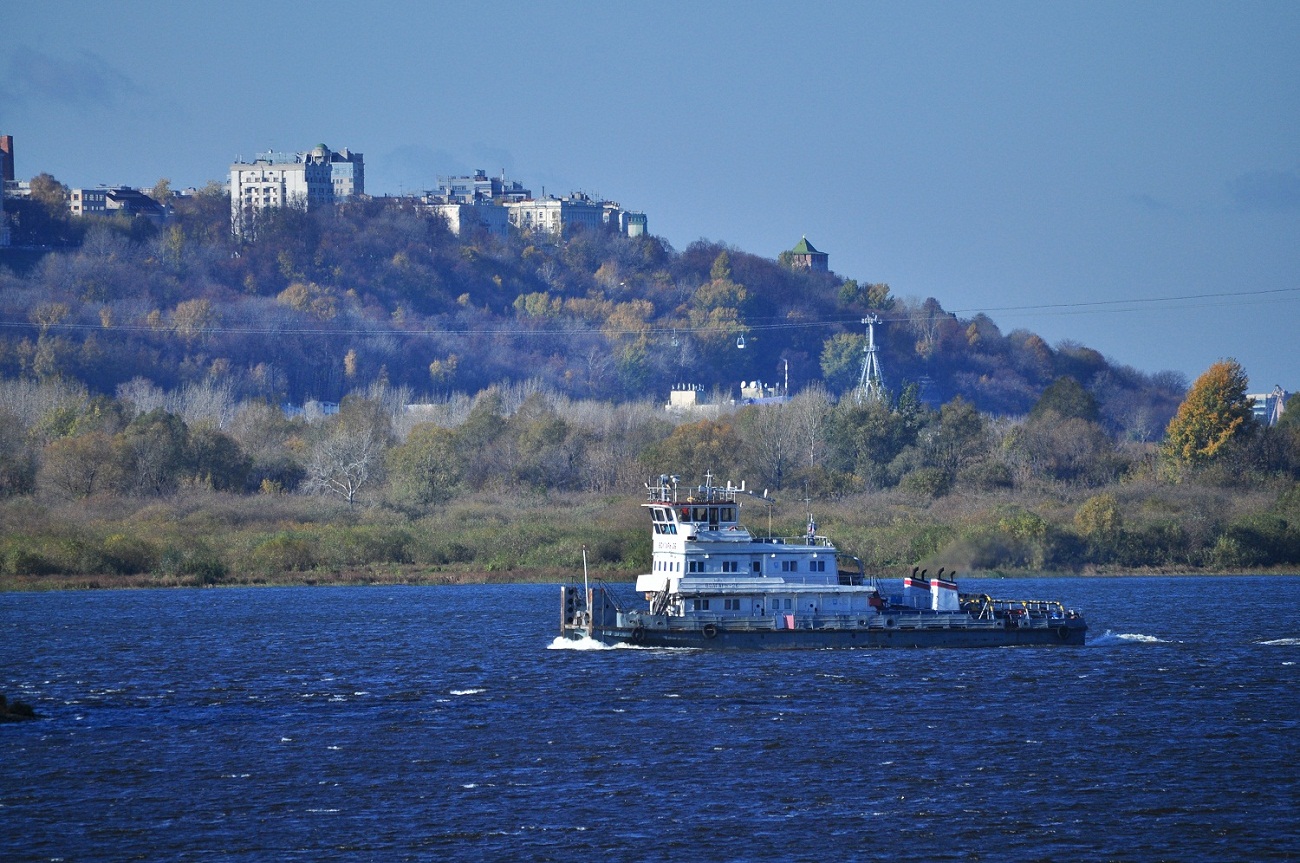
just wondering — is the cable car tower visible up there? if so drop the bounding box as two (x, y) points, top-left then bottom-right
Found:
(853, 315), (887, 405)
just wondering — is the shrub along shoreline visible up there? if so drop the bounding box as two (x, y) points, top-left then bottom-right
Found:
(4, 483), (1297, 592)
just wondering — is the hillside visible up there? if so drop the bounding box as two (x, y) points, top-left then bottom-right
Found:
(2, 190), (1298, 583)
(1, 188), (1183, 432)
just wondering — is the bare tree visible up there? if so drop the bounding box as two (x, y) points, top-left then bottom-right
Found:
(737, 403), (797, 490)
(116, 378), (166, 417)
(303, 398), (392, 509)
(788, 384), (833, 470)
(172, 378), (237, 430)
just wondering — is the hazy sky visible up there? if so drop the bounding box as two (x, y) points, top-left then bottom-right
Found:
(3, 1), (1297, 390)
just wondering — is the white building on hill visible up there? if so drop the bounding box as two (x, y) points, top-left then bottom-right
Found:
(230, 144), (363, 237)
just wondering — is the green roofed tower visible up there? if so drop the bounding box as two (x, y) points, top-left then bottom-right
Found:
(788, 236), (828, 271)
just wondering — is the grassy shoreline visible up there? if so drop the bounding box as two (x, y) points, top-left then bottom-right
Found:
(4, 564), (1296, 593)
(4, 485), (1298, 592)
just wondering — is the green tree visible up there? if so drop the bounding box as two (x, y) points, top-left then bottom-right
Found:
(925, 396), (988, 478)
(451, 389), (509, 490)
(825, 396), (926, 488)
(710, 251), (733, 282)
(112, 409), (192, 496)
(386, 423), (462, 507)
(188, 427), (253, 491)
(0, 411), (37, 497)
(1030, 376), (1099, 423)
(504, 393), (584, 489)
(820, 332), (865, 394)
(838, 279), (861, 306)
(866, 282), (895, 310)
(1162, 359), (1255, 468)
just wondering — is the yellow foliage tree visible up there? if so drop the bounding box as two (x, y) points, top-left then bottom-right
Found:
(277, 282), (337, 321)
(1075, 492), (1123, 548)
(1161, 359), (1254, 467)
(172, 298), (213, 343)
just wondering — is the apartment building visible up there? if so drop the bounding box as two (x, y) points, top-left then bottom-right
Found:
(69, 187), (167, 220)
(230, 144), (363, 236)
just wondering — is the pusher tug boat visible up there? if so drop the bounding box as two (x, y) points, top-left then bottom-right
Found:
(560, 473), (1086, 649)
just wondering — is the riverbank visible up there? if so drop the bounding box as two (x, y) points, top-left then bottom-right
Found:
(4, 563), (1295, 592)
(3, 483), (1297, 590)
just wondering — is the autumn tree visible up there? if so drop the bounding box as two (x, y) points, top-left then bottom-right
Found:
(1004, 375), (1124, 486)
(1161, 359), (1255, 468)
(787, 384), (834, 473)
(687, 252), (749, 363)
(1004, 414), (1121, 486)
(40, 432), (115, 499)
(29, 173), (70, 213)
(1075, 492), (1124, 560)
(640, 418), (743, 481)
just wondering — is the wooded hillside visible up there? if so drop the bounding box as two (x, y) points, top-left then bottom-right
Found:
(2, 189), (1297, 584)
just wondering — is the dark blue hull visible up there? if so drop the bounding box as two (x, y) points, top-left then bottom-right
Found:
(576, 620), (1087, 649)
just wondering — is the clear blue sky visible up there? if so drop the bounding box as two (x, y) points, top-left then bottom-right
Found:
(3, 1), (1297, 391)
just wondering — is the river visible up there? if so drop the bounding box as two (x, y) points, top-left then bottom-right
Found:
(2, 576), (1297, 861)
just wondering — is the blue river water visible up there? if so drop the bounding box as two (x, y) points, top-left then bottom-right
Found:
(2, 576), (1297, 862)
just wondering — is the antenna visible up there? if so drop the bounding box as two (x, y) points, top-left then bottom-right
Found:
(853, 315), (887, 405)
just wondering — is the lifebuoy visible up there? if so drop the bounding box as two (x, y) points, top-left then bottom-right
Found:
(631, 626), (646, 643)
(702, 623), (719, 639)
(1056, 626), (1070, 641)
(885, 617), (895, 628)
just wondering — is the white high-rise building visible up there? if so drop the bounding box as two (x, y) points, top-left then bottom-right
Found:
(230, 144), (363, 237)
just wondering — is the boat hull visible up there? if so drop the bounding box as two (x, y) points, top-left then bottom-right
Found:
(567, 620), (1087, 649)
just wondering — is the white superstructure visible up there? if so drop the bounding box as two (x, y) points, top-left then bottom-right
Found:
(632, 473), (878, 627)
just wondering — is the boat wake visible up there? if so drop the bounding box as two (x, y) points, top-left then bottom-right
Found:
(547, 636), (613, 651)
(1255, 637), (1300, 647)
(546, 636), (693, 651)
(1089, 630), (1174, 646)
